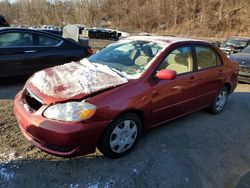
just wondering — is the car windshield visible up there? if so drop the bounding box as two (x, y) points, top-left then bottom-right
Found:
(225, 38), (248, 47)
(88, 40), (163, 79)
(242, 46), (250, 53)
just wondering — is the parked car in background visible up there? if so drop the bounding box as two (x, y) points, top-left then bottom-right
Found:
(211, 40), (221, 47)
(0, 15), (9, 27)
(229, 45), (250, 83)
(220, 37), (250, 54)
(0, 27), (93, 79)
(14, 36), (239, 158)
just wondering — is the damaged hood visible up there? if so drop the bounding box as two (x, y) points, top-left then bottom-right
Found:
(26, 59), (128, 104)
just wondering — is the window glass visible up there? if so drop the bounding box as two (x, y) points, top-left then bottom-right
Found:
(88, 40), (163, 78)
(225, 38), (248, 47)
(39, 35), (60, 46)
(0, 32), (33, 47)
(242, 46), (250, 53)
(195, 46), (221, 69)
(158, 46), (193, 75)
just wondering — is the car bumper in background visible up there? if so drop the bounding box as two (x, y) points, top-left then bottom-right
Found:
(239, 65), (250, 83)
(14, 91), (111, 157)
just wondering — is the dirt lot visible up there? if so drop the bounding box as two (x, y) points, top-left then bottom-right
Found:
(0, 40), (250, 188)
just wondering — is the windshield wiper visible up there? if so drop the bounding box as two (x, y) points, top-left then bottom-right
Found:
(92, 62), (127, 79)
(110, 67), (127, 79)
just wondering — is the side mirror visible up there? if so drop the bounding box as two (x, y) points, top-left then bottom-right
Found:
(155, 70), (177, 80)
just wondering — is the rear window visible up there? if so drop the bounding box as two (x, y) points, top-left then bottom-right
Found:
(242, 46), (250, 53)
(195, 46), (222, 70)
(39, 35), (60, 46)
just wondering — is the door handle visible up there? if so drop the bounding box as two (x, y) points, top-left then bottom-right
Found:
(189, 76), (195, 84)
(25, 50), (36, 53)
(173, 86), (182, 90)
(218, 70), (223, 76)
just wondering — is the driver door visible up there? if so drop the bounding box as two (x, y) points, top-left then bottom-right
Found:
(150, 46), (198, 126)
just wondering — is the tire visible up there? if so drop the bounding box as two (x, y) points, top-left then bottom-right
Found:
(210, 86), (228, 114)
(98, 113), (142, 159)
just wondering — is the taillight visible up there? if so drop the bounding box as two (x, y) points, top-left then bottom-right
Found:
(86, 47), (94, 55)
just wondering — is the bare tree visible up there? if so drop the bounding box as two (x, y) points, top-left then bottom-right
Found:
(0, 0), (249, 37)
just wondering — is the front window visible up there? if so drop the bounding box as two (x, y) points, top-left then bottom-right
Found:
(195, 46), (222, 69)
(88, 40), (163, 79)
(0, 32), (33, 47)
(242, 46), (250, 53)
(158, 46), (193, 75)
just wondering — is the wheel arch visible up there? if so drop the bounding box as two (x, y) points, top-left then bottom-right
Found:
(224, 82), (231, 93)
(114, 109), (145, 127)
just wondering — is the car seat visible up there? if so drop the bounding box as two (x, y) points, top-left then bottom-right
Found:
(15, 36), (32, 46)
(130, 48), (140, 63)
(134, 46), (153, 67)
(166, 53), (189, 74)
(197, 51), (215, 69)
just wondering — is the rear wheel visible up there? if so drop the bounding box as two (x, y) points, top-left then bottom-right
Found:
(98, 113), (142, 158)
(210, 86), (228, 114)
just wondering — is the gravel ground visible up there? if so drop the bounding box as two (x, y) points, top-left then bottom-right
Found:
(0, 39), (250, 188)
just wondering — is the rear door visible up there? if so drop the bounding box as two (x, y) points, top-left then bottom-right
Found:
(25, 33), (67, 73)
(191, 45), (224, 109)
(150, 45), (197, 126)
(0, 31), (36, 78)
(29, 33), (85, 72)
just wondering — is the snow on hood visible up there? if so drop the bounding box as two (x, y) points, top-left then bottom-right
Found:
(29, 59), (128, 99)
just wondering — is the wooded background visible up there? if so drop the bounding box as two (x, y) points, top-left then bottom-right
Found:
(0, 0), (249, 37)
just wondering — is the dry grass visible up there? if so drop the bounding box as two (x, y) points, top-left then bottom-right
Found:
(0, 0), (249, 38)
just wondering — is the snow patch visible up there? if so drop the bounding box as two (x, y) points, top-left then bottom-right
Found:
(69, 183), (79, 188)
(132, 168), (140, 175)
(86, 182), (100, 188)
(126, 35), (201, 46)
(86, 180), (115, 188)
(0, 167), (14, 182)
(0, 151), (22, 163)
(30, 60), (128, 99)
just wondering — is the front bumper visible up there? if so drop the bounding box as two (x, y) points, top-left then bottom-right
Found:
(14, 91), (111, 157)
(239, 65), (250, 83)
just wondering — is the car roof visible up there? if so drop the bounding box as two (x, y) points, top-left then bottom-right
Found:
(0, 27), (62, 38)
(125, 35), (203, 47)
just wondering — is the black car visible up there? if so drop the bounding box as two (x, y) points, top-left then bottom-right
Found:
(38, 29), (63, 36)
(220, 37), (250, 54)
(229, 45), (250, 83)
(0, 28), (92, 79)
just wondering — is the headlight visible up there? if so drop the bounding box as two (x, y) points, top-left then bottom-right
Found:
(43, 101), (96, 122)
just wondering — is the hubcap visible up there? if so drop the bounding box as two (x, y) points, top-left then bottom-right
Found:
(110, 120), (138, 153)
(215, 90), (227, 111)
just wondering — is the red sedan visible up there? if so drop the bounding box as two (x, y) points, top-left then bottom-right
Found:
(14, 36), (239, 158)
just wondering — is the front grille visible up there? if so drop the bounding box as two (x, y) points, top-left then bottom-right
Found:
(24, 89), (43, 111)
(47, 145), (75, 153)
(240, 66), (250, 73)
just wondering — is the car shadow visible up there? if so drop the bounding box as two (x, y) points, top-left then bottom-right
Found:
(0, 89), (250, 188)
(0, 78), (27, 100)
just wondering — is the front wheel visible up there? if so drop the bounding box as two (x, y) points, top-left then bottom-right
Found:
(210, 86), (228, 114)
(98, 113), (142, 158)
